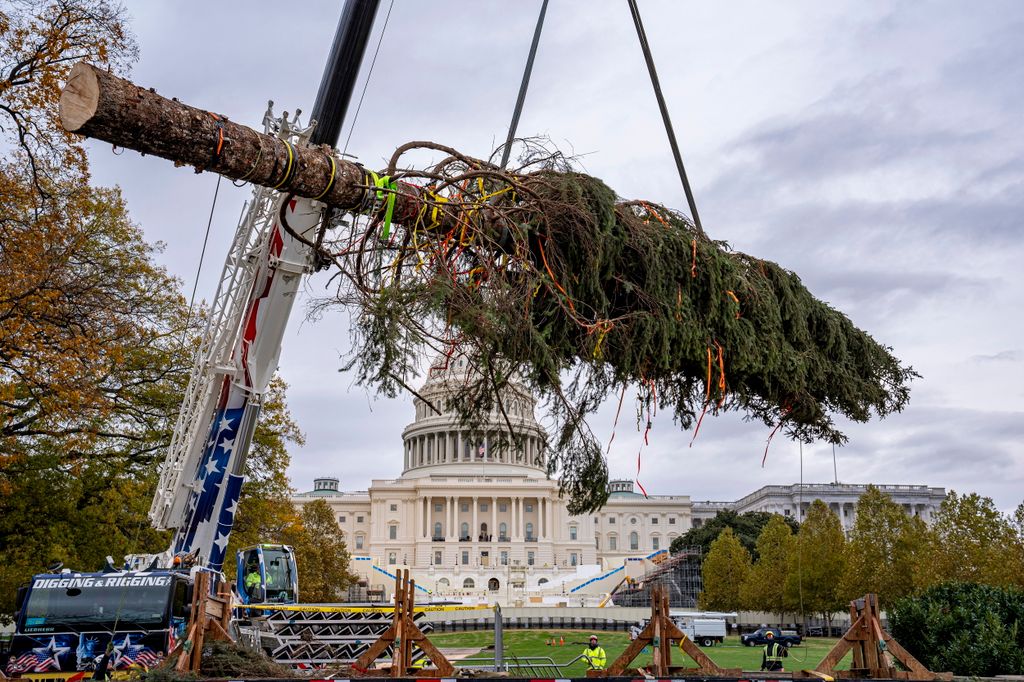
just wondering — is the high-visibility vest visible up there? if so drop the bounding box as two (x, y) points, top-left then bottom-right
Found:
(765, 642), (786, 662)
(584, 646), (607, 670)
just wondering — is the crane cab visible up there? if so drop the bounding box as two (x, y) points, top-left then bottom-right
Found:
(235, 545), (298, 604)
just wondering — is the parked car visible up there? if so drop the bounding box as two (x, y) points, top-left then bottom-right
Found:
(740, 627), (802, 647)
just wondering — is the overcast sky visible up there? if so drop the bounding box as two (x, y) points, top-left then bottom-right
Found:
(86, 1), (1024, 511)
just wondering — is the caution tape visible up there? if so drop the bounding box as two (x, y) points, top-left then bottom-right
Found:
(239, 602), (491, 614)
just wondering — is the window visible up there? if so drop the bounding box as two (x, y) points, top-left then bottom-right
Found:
(669, 517), (676, 525)
(630, 531), (639, 550)
(355, 535), (364, 550)
(434, 503), (443, 512)
(434, 551), (442, 565)
(570, 553), (578, 566)
(569, 526), (578, 541)
(630, 517), (637, 525)
(527, 551), (535, 566)
(537, 577), (549, 585)
(339, 515), (346, 523)
(461, 522), (469, 539)
(433, 522), (443, 538)
(388, 552), (397, 565)
(462, 551), (469, 565)
(500, 551), (508, 566)
(463, 578), (475, 588)
(480, 502), (489, 512)
(609, 517), (615, 525)
(499, 522), (508, 539)
(499, 503), (508, 512)
(525, 522), (534, 539)
(437, 577), (450, 588)
(461, 503), (469, 512)
(525, 503), (534, 512)
(389, 525), (398, 539)
(609, 536), (617, 550)
(651, 517), (659, 524)
(652, 536), (660, 551)
(390, 503), (398, 512)
(784, 509), (792, 516)
(357, 515), (364, 523)
(595, 535), (600, 549)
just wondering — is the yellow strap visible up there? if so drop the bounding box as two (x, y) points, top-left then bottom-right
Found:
(313, 154), (337, 200)
(271, 140), (295, 189)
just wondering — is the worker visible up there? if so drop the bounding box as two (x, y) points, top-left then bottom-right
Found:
(243, 563), (262, 599)
(583, 635), (607, 671)
(760, 631), (788, 672)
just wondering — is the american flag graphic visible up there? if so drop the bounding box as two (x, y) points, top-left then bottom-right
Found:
(110, 634), (162, 669)
(6, 637), (67, 673)
(173, 404), (246, 570)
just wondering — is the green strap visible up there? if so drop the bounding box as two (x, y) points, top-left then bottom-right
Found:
(370, 171), (398, 240)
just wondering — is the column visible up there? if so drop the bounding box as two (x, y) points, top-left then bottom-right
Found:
(514, 496), (521, 539)
(414, 494), (421, 542)
(472, 496), (479, 542)
(491, 496), (497, 542)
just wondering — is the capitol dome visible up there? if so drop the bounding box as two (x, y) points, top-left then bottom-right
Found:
(400, 355), (547, 478)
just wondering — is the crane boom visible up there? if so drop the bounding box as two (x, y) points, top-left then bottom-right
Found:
(148, 113), (321, 570)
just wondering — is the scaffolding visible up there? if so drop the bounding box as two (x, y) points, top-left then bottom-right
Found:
(611, 547), (702, 608)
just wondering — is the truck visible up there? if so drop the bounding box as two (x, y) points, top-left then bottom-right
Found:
(677, 618), (727, 647)
(740, 627), (802, 647)
(6, 571), (190, 676)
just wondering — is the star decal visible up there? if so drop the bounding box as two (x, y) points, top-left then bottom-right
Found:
(219, 436), (236, 457)
(33, 637), (69, 669)
(204, 458), (220, 476)
(213, 533), (230, 553)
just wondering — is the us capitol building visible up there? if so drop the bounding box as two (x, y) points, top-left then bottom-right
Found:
(293, 358), (945, 601)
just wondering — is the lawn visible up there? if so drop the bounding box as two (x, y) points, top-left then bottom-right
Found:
(428, 631), (848, 677)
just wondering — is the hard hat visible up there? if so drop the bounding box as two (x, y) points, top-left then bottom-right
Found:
(590, 635), (598, 641)
(765, 631), (775, 638)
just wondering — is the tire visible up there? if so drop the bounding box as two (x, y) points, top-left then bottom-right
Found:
(701, 637), (714, 647)
(743, 640), (751, 647)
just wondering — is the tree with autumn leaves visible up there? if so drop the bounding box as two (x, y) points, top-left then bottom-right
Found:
(0, 0), (353, 617)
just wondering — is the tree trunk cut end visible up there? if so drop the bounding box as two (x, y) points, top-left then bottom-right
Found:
(59, 62), (100, 132)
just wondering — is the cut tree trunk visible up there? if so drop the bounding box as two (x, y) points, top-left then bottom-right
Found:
(59, 62), (428, 223)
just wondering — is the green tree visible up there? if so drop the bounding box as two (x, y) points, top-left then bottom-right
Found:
(787, 499), (847, 628)
(292, 500), (357, 603)
(742, 515), (796, 619)
(671, 509), (799, 557)
(841, 485), (930, 604)
(889, 582), (1024, 676)
(699, 527), (751, 611)
(919, 491), (1019, 589)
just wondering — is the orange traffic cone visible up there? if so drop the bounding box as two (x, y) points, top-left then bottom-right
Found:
(546, 638), (552, 646)
(559, 636), (565, 646)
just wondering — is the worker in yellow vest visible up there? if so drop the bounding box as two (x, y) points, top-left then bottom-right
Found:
(583, 635), (607, 671)
(760, 631), (788, 672)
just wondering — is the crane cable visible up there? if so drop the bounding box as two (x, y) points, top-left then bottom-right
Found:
(625, 0), (704, 235)
(500, 0), (549, 169)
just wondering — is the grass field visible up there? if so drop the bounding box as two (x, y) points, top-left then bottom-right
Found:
(428, 630), (848, 677)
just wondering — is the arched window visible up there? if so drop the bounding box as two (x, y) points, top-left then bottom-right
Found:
(437, 577), (450, 588)
(609, 535), (618, 550)
(461, 522), (469, 539)
(537, 577), (549, 585)
(525, 522), (534, 539)
(488, 578), (500, 592)
(499, 522), (508, 540)
(630, 531), (639, 551)
(463, 577), (475, 588)
(433, 522), (442, 539)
